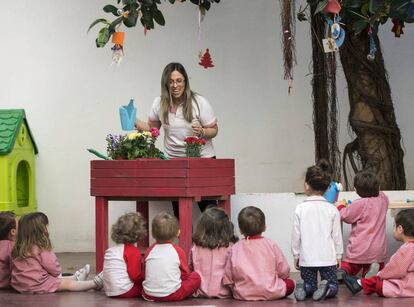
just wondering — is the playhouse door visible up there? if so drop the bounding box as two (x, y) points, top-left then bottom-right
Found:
(16, 161), (29, 208)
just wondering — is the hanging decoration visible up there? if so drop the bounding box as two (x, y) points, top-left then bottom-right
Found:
(111, 31), (125, 65)
(323, 0), (341, 14)
(279, 0), (296, 94)
(367, 28), (377, 61)
(198, 48), (214, 69)
(391, 19), (404, 37)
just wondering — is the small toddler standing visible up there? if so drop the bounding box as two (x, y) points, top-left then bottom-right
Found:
(223, 206), (294, 301)
(292, 164), (343, 301)
(102, 212), (147, 298)
(0, 211), (18, 289)
(344, 209), (414, 298)
(11, 212), (102, 293)
(142, 212), (201, 302)
(338, 171), (388, 277)
(190, 207), (237, 298)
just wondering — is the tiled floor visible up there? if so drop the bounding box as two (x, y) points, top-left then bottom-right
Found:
(1, 253), (413, 307)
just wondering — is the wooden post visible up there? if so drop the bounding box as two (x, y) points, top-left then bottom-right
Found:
(218, 196), (231, 218)
(178, 197), (193, 257)
(136, 201), (149, 249)
(95, 196), (108, 272)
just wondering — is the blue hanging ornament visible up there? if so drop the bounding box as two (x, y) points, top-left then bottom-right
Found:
(367, 28), (377, 61)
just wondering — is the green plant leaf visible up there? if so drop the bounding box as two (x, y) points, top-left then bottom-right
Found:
(87, 18), (110, 33)
(369, 0), (385, 13)
(108, 16), (124, 33)
(96, 27), (110, 48)
(352, 19), (369, 34)
(123, 8), (138, 27)
(103, 4), (119, 16)
(152, 8), (165, 26)
(314, 0), (328, 15)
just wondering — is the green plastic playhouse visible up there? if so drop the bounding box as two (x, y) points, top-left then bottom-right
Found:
(0, 109), (38, 215)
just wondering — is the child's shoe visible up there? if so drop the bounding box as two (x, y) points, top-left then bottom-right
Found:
(343, 273), (362, 295)
(93, 272), (104, 290)
(294, 279), (307, 301)
(365, 263), (380, 278)
(312, 280), (330, 301)
(74, 264), (90, 281)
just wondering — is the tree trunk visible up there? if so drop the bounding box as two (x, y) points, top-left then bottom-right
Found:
(339, 30), (406, 190)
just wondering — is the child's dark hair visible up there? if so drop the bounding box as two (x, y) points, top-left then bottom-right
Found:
(12, 212), (52, 259)
(0, 211), (16, 240)
(395, 209), (414, 237)
(193, 207), (238, 249)
(354, 171), (379, 198)
(152, 211), (179, 243)
(238, 206), (265, 236)
(305, 165), (331, 192)
(316, 159), (333, 180)
(111, 212), (147, 244)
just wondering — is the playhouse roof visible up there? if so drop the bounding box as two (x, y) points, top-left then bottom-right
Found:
(0, 109), (38, 155)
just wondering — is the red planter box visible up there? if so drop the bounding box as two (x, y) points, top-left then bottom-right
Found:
(90, 158), (235, 271)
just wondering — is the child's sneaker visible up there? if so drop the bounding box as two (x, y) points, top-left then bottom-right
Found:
(312, 280), (329, 301)
(294, 279), (307, 301)
(93, 272), (104, 290)
(74, 264), (90, 281)
(365, 263), (380, 278)
(343, 273), (362, 295)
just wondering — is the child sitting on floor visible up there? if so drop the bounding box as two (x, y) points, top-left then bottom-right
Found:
(142, 212), (201, 301)
(344, 209), (414, 298)
(292, 164), (343, 301)
(223, 206), (294, 301)
(0, 211), (18, 289)
(338, 171), (388, 277)
(102, 212), (147, 298)
(190, 207), (238, 298)
(11, 212), (103, 293)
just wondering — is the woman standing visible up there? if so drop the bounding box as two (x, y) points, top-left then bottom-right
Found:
(136, 62), (218, 216)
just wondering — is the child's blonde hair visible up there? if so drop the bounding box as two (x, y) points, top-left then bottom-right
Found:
(111, 212), (147, 244)
(151, 212), (179, 243)
(193, 207), (238, 249)
(12, 212), (51, 259)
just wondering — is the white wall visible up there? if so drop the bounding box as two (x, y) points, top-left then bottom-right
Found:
(0, 0), (413, 252)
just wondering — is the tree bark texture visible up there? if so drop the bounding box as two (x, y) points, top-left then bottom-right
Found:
(339, 30), (406, 190)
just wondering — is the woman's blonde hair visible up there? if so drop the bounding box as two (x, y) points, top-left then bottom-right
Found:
(111, 212), (147, 244)
(12, 212), (51, 259)
(159, 62), (199, 125)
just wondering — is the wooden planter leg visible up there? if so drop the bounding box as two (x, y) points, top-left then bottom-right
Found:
(95, 196), (108, 272)
(136, 201), (149, 249)
(218, 196), (231, 218)
(178, 197), (192, 257)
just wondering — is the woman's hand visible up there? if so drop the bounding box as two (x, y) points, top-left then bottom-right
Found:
(191, 122), (204, 137)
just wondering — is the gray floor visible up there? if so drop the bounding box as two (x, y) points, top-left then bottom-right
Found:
(1, 253), (413, 307)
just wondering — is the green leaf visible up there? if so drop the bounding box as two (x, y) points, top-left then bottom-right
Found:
(87, 18), (110, 33)
(96, 27), (110, 48)
(352, 19), (369, 34)
(103, 4), (119, 16)
(345, 0), (366, 8)
(152, 8), (165, 26)
(123, 8), (138, 27)
(108, 16), (124, 33)
(314, 0), (328, 15)
(369, 0), (385, 13)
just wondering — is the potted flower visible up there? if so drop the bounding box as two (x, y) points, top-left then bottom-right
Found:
(184, 136), (206, 158)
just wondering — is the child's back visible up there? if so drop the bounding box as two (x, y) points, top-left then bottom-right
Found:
(12, 244), (62, 293)
(0, 240), (14, 289)
(340, 191), (388, 264)
(223, 236), (290, 300)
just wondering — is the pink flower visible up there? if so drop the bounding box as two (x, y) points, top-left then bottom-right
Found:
(150, 127), (160, 138)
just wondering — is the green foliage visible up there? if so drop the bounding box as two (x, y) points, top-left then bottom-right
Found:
(305, 0), (413, 36)
(89, 0), (220, 48)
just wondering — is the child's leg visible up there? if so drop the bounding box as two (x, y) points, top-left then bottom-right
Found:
(340, 261), (363, 276)
(142, 272), (201, 302)
(300, 266), (318, 296)
(319, 266), (338, 298)
(115, 283), (143, 298)
(57, 279), (98, 292)
(283, 278), (295, 297)
(360, 276), (384, 296)
(361, 262), (385, 277)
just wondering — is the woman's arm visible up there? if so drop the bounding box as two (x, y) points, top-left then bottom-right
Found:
(192, 123), (218, 140)
(135, 119), (161, 131)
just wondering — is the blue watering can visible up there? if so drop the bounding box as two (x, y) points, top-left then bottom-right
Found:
(119, 99), (137, 131)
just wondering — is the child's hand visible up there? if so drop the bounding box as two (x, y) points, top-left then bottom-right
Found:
(294, 258), (300, 270)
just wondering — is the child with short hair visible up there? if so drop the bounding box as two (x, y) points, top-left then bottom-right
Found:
(11, 212), (102, 293)
(223, 206), (294, 301)
(102, 212), (147, 298)
(338, 171), (388, 277)
(344, 209), (414, 297)
(0, 211), (17, 289)
(292, 165), (343, 301)
(190, 207), (237, 298)
(142, 212), (201, 301)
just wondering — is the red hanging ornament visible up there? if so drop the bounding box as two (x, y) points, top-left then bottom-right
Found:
(323, 0), (341, 14)
(198, 48), (214, 69)
(391, 19), (404, 37)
